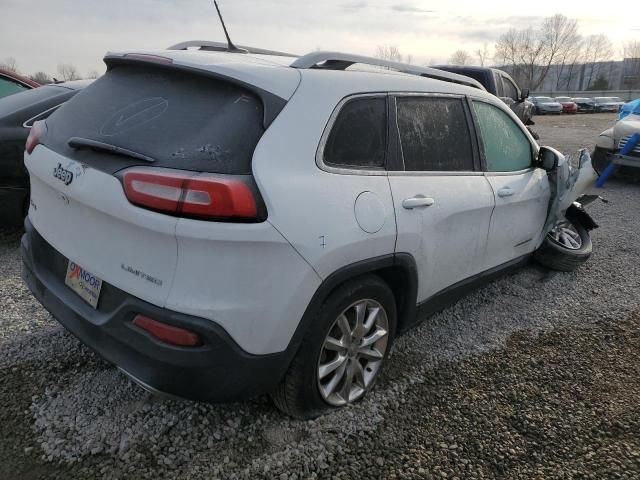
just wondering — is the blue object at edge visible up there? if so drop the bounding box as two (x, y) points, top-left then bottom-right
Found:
(595, 132), (640, 188)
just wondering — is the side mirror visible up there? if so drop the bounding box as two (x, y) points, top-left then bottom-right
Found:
(520, 88), (529, 102)
(538, 146), (559, 171)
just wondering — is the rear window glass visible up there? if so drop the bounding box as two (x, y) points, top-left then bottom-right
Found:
(44, 64), (265, 174)
(324, 96), (387, 169)
(396, 96), (474, 171)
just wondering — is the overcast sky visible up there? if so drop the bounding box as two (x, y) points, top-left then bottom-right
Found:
(2, 0), (638, 77)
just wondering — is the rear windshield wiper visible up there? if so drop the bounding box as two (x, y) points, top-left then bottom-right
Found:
(68, 137), (155, 163)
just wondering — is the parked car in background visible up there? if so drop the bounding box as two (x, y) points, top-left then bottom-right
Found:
(0, 68), (40, 99)
(593, 97), (623, 113)
(608, 97), (625, 111)
(593, 101), (640, 176)
(572, 97), (596, 113)
(529, 96), (563, 115)
(553, 97), (578, 114)
(21, 45), (599, 418)
(432, 65), (534, 126)
(0, 80), (90, 225)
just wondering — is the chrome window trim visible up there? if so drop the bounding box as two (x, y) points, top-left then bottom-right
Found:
(315, 93), (389, 176)
(316, 91), (496, 177)
(387, 170), (484, 177)
(22, 103), (64, 128)
(484, 168), (536, 177)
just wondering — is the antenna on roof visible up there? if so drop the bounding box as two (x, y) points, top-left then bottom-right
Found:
(212, 0), (247, 53)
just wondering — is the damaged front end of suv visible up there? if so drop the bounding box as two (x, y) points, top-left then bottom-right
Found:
(534, 146), (602, 271)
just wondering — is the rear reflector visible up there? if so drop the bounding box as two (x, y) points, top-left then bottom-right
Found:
(122, 168), (258, 221)
(25, 120), (47, 154)
(133, 314), (201, 347)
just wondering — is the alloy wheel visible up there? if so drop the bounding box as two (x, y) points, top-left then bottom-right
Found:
(548, 221), (582, 250)
(317, 299), (389, 406)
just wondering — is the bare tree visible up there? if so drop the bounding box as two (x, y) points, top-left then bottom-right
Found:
(495, 14), (580, 90)
(449, 50), (471, 66)
(30, 71), (53, 84)
(57, 64), (81, 81)
(1, 56), (18, 72)
(475, 43), (491, 66)
(582, 34), (613, 89)
(375, 45), (404, 63)
(86, 70), (100, 79)
(554, 35), (584, 90)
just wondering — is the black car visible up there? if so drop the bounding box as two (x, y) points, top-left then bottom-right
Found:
(432, 65), (533, 126)
(0, 80), (90, 225)
(571, 97), (596, 113)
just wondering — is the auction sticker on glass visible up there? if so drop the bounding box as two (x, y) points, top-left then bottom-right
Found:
(64, 260), (103, 308)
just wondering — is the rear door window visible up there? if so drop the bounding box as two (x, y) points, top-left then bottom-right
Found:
(44, 64), (265, 175)
(472, 101), (532, 172)
(323, 96), (387, 169)
(395, 96), (474, 171)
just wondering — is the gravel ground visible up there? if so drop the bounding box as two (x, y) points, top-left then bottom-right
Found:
(2, 112), (640, 479)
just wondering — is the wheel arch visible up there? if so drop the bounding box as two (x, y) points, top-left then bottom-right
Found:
(281, 253), (418, 370)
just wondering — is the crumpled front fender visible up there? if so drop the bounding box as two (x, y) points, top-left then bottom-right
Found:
(542, 148), (597, 236)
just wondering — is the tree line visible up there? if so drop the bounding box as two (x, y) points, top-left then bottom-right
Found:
(449, 15), (640, 90)
(375, 14), (640, 91)
(0, 57), (99, 84)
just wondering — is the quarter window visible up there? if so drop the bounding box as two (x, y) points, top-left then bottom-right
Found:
(396, 97), (474, 171)
(472, 101), (532, 172)
(324, 97), (387, 169)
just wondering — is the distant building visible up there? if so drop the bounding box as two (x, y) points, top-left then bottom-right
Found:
(500, 57), (640, 92)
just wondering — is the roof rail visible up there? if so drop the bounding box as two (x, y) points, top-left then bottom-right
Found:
(290, 51), (485, 90)
(168, 40), (298, 58)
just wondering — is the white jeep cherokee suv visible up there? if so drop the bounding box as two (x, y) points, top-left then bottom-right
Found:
(21, 43), (598, 418)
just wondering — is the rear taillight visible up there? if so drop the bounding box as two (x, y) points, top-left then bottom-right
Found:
(25, 120), (47, 154)
(122, 168), (260, 221)
(133, 314), (201, 347)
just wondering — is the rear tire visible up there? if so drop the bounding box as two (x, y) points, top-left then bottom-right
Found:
(271, 275), (397, 419)
(534, 217), (592, 272)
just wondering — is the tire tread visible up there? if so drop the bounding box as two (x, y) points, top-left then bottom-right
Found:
(271, 275), (396, 419)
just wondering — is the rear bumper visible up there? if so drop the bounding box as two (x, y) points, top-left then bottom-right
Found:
(21, 218), (290, 402)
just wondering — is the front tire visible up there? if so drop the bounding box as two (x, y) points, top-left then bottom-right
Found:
(534, 218), (592, 272)
(271, 275), (397, 419)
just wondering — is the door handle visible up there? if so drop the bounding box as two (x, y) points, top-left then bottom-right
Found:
(402, 196), (435, 209)
(497, 187), (515, 198)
